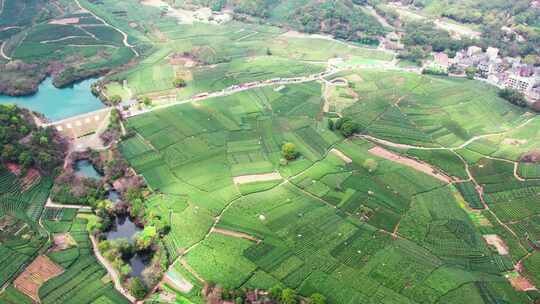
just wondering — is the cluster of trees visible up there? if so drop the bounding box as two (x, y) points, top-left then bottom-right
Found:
(98, 237), (134, 281)
(0, 105), (65, 174)
(269, 285), (327, 304)
(398, 21), (477, 63)
(51, 172), (107, 205)
(95, 186), (170, 299)
(215, 284), (327, 304)
(173, 78), (187, 88)
(281, 142), (299, 161)
(330, 117), (360, 137)
(498, 88), (528, 107)
(100, 108), (123, 146)
(188, 0), (386, 43)
(288, 0), (386, 43)
(0, 61), (48, 96)
(390, 0), (540, 58)
(52, 66), (109, 89)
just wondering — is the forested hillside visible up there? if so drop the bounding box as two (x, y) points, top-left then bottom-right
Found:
(0, 0), (140, 96)
(172, 0), (387, 43)
(374, 0), (540, 58)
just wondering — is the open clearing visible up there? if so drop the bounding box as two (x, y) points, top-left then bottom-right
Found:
(483, 234), (509, 255)
(233, 172), (282, 185)
(369, 146), (453, 183)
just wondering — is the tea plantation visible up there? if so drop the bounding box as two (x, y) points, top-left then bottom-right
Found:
(119, 70), (540, 303)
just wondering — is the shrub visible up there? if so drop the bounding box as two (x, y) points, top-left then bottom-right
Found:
(173, 78), (186, 88)
(465, 67), (477, 79)
(281, 288), (298, 304)
(109, 95), (122, 105)
(498, 88), (527, 107)
(309, 293), (327, 304)
(282, 143), (298, 160)
(128, 277), (147, 299)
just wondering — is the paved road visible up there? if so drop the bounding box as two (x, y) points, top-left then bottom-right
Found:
(123, 62), (405, 118)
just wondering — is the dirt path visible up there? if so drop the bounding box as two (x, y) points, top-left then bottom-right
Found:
(211, 227), (260, 243)
(0, 41), (11, 60)
(40, 35), (89, 44)
(233, 172), (282, 184)
(74, 0), (139, 57)
(369, 146), (453, 183)
(90, 235), (137, 303)
(330, 148), (352, 163)
(45, 198), (92, 211)
(179, 259), (205, 283)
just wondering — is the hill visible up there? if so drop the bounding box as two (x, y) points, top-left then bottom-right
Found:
(0, 0), (140, 96)
(174, 0), (387, 43)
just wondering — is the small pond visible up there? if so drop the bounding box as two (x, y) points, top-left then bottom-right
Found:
(106, 215), (142, 244)
(107, 190), (121, 203)
(0, 77), (105, 121)
(74, 159), (102, 179)
(129, 254), (151, 278)
(105, 215), (150, 278)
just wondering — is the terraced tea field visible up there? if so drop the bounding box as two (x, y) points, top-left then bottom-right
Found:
(120, 68), (540, 303)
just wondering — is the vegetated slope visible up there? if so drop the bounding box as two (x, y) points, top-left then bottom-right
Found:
(177, 0), (387, 42)
(0, 0), (140, 96)
(381, 0), (540, 57)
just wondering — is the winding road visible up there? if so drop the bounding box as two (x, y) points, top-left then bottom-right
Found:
(0, 41), (11, 60)
(74, 0), (139, 57)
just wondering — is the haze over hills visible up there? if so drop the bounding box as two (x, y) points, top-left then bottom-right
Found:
(0, 0), (539, 304)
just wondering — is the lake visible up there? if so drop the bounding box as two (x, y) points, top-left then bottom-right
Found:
(0, 78), (104, 122)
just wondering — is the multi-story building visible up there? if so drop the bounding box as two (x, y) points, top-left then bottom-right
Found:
(505, 75), (537, 92)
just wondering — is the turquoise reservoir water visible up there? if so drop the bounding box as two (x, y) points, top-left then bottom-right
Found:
(0, 78), (104, 121)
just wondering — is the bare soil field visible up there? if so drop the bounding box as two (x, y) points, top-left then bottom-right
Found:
(51, 233), (76, 251)
(49, 18), (80, 25)
(233, 172), (282, 184)
(368, 146), (453, 183)
(508, 273), (537, 291)
(14, 255), (63, 302)
(212, 228), (260, 242)
(483, 234), (509, 255)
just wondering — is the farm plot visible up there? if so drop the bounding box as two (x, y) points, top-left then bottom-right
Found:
(0, 166), (53, 287)
(333, 70), (528, 148)
(41, 215), (129, 304)
(13, 255), (63, 302)
(120, 67), (535, 303)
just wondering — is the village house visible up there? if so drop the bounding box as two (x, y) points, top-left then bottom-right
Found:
(431, 52), (450, 71)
